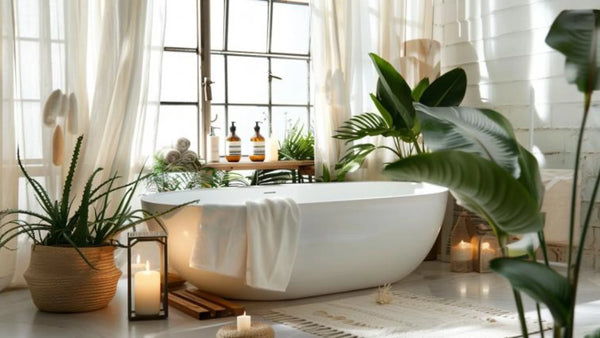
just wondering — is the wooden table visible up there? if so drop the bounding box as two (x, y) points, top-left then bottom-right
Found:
(203, 158), (315, 176)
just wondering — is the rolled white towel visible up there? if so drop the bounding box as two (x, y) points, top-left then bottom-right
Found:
(180, 150), (199, 164)
(162, 149), (181, 164)
(176, 137), (191, 153)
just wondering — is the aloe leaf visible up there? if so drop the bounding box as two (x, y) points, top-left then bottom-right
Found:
(490, 258), (571, 326)
(545, 10), (600, 93)
(415, 103), (522, 178)
(419, 68), (467, 107)
(370, 53), (415, 129)
(412, 77), (430, 101)
(384, 151), (543, 234)
(60, 135), (83, 222)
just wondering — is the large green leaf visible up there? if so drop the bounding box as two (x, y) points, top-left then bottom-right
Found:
(415, 103), (522, 178)
(545, 10), (600, 93)
(419, 68), (467, 107)
(370, 53), (415, 129)
(384, 151), (543, 234)
(412, 77), (430, 101)
(335, 143), (378, 181)
(517, 145), (544, 209)
(490, 258), (571, 326)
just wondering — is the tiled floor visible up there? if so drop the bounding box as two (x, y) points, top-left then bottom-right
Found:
(0, 261), (599, 337)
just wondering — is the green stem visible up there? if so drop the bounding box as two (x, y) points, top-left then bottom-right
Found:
(536, 303), (545, 338)
(513, 289), (529, 338)
(538, 230), (550, 267)
(413, 139), (423, 154)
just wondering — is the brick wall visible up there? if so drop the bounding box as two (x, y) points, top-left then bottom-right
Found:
(436, 0), (600, 253)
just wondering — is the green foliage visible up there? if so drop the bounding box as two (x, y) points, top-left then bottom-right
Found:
(0, 135), (193, 266)
(384, 151), (543, 235)
(545, 10), (600, 93)
(331, 52), (467, 181)
(278, 123), (314, 161)
(490, 259), (572, 327)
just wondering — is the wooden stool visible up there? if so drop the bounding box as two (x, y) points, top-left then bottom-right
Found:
(216, 322), (275, 338)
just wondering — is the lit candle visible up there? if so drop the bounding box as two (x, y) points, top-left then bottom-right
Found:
(480, 242), (496, 270)
(131, 254), (146, 274)
(452, 240), (472, 261)
(134, 261), (161, 315)
(237, 311), (251, 331)
(265, 137), (279, 162)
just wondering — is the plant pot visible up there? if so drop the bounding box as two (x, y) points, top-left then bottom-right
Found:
(23, 245), (121, 313)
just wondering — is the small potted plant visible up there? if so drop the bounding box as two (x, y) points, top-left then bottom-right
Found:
(0, 135), (186, 313)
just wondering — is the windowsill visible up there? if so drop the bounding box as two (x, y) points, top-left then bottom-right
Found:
(203, 158), (314, 175)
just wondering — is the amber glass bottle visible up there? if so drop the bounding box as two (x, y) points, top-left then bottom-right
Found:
(225, 122), (241, 162)
(249, 121), (265, 162)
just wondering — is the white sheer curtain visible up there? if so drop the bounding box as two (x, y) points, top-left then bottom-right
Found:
(311, 0), (438, 180)
(0, 0), (165, 291)
(0, 0), (18, 291)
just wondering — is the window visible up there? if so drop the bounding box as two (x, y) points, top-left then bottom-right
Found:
(159, 0), (312, 159)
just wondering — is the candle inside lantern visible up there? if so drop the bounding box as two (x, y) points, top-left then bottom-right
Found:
(134, 260), (161, 315)
(452, 240), (472, 261)
(479, 241), (496, 270)
(131, 254), (146, 274)
(237, 311), (251, 331)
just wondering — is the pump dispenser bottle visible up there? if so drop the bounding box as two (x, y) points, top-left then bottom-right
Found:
(207, 126), (220, 163)
(249, 121), (265, 162)
(225, 122), (241, 162)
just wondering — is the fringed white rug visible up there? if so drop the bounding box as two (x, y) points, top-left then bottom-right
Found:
(264, 291), (549, 338)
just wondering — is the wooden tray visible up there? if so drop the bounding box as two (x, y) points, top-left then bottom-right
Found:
(168, 288), (245, 320)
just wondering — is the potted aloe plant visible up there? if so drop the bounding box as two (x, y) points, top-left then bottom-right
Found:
(0, 135), (186, 313)
(377, 9), (600, 338)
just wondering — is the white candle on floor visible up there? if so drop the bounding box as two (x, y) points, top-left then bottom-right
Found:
(452, 240), (472, 261)
(134, 260), (161, 315)
(237, 311), (251, 331)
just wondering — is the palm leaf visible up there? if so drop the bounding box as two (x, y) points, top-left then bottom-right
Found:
(419, 68), (467, 107)
(415, 103), (522, 178)
(335, 143), (378, 181)
(491, 258), (571, 326)
(333, 113), (394, 143)
(384, 151), (544, 235)
(545, 10), (600, 93)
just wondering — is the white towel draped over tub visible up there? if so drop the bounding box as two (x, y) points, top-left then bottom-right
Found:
(189, 197), (301, 292)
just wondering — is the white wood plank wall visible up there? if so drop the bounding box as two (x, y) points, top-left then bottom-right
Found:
(435, 0), (600, 248)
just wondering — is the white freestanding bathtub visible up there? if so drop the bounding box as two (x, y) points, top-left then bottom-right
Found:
(141, 182), (447, 300)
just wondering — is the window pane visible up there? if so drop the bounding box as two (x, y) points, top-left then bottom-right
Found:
(271, 3), (309, 54)
(15, 101), (43, 159)
(156, 105), (198, 153)
(210, 0), (224, 50)
(271, 106), (308, 143)
(227, 56), (268, 104)
(210, 55), (225, 103)
(160, 52), (198, 102)
(17, 0), (39, 38)
(17, 41), (40, 100)
(164, 0), (197, 48)
(228, 0), (267, 52)
(228, 106), (269, 156)
(271, 59), (308, 104)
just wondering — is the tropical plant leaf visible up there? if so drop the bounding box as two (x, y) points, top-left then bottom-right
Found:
(279, 123), (314, 160)
(412, 77), (430, 101)
(517, 145), (544, 208)
(370, 93), (394, 127)
(415, 103), (522, 178)
(335, 143), (378, 181)
(545, 10), (600, 93)
(333, 113), (393, 142)
(490, 258), (572, 326)
(384, 151), (544, 234)
(585, 328), (600, 338)
(249, 170), (292, 185)
(370, 53), (415, 129)
(419, 68), (467, 107)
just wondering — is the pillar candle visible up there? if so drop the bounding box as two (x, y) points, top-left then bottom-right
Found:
(134, 261), (161, 315)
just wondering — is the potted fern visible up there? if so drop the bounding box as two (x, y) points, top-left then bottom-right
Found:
(0, 135), (187, 313)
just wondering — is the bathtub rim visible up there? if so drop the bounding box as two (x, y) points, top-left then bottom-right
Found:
(140, 181), (448, 207)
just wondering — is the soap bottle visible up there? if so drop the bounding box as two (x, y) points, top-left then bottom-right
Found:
(249, 121), (265, 162)
(225, 122), (241, 162)
(207, 126), (220, 163)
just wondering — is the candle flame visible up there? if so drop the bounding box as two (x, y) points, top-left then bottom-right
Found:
(482, 242), (490, 250)
(136, 254), (141, 264)
(145, 260), (150, 271)
(458, 240), (471, 249)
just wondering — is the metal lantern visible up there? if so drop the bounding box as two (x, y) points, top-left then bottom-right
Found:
(471, 224), (500, 273)
(127, 231), (168, 321)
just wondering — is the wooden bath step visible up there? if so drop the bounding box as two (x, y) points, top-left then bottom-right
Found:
(168, 288), (245, 320)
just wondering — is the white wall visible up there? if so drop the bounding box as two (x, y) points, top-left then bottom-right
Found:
(436, 0), (600, 243)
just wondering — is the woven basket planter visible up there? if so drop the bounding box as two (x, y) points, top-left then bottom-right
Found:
(23, 245), (121, 313)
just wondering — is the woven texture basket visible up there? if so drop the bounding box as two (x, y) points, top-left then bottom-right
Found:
(24, 245), (121, 313)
